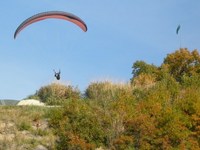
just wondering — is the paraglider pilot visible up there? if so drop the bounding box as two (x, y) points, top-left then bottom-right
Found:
(54, 70), (61, 80)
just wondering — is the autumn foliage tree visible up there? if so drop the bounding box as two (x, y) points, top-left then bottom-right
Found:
(162, 48), (200, 81)
(131, 48), (200, 84)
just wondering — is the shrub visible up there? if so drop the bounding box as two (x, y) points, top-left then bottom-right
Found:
(17, 120), (32, 131)
(48, 99), (107, 149)
(85, 81), (133, 107)
(35, 83), (81, 105)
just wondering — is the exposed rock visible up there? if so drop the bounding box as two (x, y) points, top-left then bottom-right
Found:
(34, 145), (48, 150)
(17, 99), (45, 106)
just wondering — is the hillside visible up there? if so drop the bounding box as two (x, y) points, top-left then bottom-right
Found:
(0, 106), (56, 150)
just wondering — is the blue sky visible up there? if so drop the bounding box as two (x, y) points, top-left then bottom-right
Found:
(0, 1), (200, 100)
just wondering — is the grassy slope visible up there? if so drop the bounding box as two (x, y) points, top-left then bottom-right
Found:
(0, 106), (56, 150)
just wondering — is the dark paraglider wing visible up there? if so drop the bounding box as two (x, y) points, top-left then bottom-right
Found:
(176, 25), (181, 35)
(14, 11), (87, 39)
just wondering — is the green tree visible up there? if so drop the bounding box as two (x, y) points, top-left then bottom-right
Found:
(131, 61), (158, 78)
(163, 48), (200, 81)
(131, 61), (159, 87)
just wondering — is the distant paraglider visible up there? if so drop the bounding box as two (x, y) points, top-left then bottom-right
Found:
(54, 69), (61, 80)
(176, 24), (182, 48)
(14, 11), (87, 39)
(176, 25), (181, 35)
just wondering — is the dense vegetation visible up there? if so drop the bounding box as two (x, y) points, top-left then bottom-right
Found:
(27, 48), (200, 149)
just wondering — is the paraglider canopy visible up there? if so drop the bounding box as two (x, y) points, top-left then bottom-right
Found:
(14, 11), (87, 39)
(176, 25), (181, 35)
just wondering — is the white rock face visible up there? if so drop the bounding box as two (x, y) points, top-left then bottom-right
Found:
(17, 99), (45, 106)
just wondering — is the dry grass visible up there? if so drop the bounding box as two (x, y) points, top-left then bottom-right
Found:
(86, 80), (133, 100)
(0, 106), (56, 150)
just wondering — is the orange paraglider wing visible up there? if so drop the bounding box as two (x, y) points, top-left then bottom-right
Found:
(14, 11), (87, 39)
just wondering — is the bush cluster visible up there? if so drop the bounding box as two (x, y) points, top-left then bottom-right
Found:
(48, 79), (200, 149)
